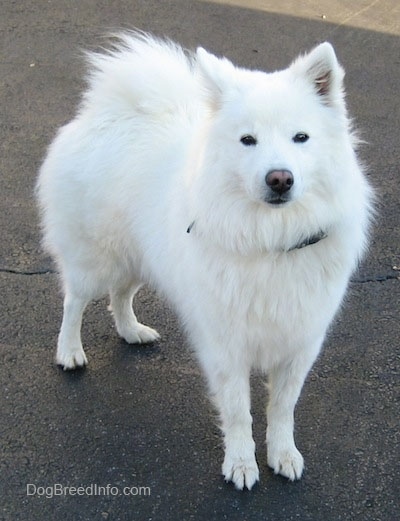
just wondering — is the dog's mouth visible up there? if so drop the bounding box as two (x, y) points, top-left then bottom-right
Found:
(265, 195), (292, 205)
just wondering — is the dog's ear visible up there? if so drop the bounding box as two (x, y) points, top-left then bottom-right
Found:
(196, 47), (237, 105)
(291, 42), (345, 107)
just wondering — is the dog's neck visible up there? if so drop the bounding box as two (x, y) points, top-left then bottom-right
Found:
(187, 221), (327, 253)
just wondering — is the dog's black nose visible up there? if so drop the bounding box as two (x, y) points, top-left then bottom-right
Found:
(265, 169), (294, 194)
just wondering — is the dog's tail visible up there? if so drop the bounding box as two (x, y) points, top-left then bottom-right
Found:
(81, 31), (200, 119)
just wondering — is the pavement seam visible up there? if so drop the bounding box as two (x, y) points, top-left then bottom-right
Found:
(0, 267), (56, 276)
(0, 267), (398, 283)
(351, 274), (400, 283)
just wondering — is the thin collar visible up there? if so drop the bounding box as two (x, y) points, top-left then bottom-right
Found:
(287, 231), (328, 252)
(187, 220), (328, 252)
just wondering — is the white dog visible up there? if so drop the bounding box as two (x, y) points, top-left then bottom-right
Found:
(36, 33), (372, 490)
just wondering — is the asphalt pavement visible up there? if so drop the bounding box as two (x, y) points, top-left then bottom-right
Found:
(1, 1), (399, 520)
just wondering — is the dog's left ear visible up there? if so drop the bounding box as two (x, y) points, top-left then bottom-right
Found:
(291, 42), (345, 107)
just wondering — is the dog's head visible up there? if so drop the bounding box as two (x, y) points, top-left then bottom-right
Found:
(195, 43), (350, 208)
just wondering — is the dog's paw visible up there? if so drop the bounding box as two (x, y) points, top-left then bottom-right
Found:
(223, 454), (259, 490)
(267, 445), (304, 481)
(121, 323), (160, 345)
(56, 346), (88, 370)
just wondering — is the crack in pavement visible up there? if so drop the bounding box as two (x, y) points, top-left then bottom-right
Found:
(0, 267), (399, 283)
(351, 274), (399, 283)
(0, 267), (56, 276)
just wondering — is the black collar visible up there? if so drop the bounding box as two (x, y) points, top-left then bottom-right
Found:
(287, 231), (328, 251)
(187, 220), (327, 252)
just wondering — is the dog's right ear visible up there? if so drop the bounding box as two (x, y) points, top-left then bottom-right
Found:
(196, 47), (237, 105)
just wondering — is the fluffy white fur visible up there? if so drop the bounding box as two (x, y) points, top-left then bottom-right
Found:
(36, 33), (372, 490)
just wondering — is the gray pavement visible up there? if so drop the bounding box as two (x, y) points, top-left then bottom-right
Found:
(1, 1), (399, 520)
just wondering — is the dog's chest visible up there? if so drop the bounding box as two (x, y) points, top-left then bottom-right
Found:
(202, 248), (344, 333)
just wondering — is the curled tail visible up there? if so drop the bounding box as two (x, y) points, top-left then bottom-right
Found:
(81, 32), (201, 118)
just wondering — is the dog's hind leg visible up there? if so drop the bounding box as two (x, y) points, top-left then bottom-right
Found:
(266, 339), (322, 480)
(56, 291), (90, 370)
(109, 280), (160, 345)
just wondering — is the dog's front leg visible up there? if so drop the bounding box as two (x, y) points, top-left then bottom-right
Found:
(200, 351), (259, 490)
(266, 341), (322, 480)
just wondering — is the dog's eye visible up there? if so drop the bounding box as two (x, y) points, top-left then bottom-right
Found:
(240, 135), (257, 146)
(293, 132), (309, 143)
